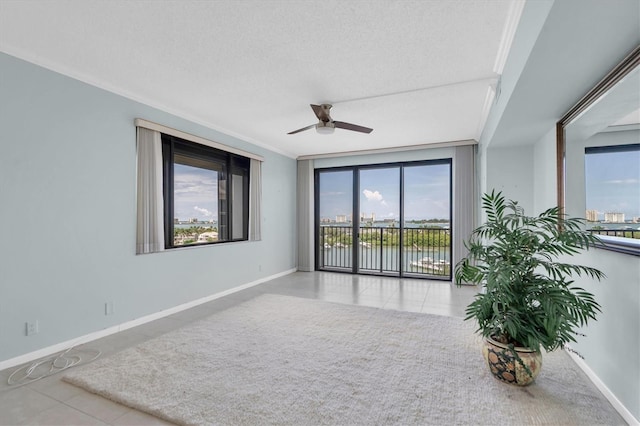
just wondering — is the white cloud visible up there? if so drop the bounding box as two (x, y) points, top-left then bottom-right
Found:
(174, 172), (217, 202)
(194, 206), (213, 217)
(363, 189), (384, 202)
(604, 178), (639, 185)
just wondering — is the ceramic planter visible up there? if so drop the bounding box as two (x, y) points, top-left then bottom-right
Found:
(482, 336), (542, 386)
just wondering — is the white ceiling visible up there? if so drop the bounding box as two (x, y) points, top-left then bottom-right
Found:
(0, 0), (522, 158)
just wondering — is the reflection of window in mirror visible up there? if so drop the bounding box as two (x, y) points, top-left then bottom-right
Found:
(584, 144), (640, 238)
(558, 46), (640, 255)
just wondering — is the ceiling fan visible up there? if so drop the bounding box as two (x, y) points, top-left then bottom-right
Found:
(287, 104), (373, 135)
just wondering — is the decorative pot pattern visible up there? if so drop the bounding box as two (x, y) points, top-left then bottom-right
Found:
(482, 337), (542, 386)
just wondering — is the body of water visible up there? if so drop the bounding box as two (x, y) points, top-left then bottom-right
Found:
(321, 222), (450, 229)
(587, 222), (640, 230)
(174, 223), (217, 230)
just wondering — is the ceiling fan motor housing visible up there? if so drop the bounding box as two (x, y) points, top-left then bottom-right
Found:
(316, 121), (336, 134)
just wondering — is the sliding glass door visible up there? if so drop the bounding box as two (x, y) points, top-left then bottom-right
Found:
(316, 159), (451, 279)
(358, 167), (400, 274)
(403, 163), (452, 277)
(317, 169), (354, 271)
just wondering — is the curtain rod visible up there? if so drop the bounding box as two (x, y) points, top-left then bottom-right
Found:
(135, 118), (264, 162)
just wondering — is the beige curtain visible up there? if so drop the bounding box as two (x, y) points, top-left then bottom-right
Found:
(452, 144), (476, 273)
(297, 159), (315, 271)
(136, 127), (164, 254)
(249, 159), (262, 241)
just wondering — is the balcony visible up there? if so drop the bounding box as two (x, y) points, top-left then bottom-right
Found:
(319, 225), (451, 278)
(589, 229), (640, 239)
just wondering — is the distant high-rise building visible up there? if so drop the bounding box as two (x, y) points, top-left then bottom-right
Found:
(585, 210), (599, 222)
(360, 212), (375, 222)
(604, 212), (625, 223)
(336, 214), (347, 223)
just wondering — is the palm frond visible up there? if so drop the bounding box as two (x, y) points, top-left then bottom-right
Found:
(454, 191), (605, 361)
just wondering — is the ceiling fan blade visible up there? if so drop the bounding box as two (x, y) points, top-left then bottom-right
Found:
(287, 124), (316, 135)
(334, 121), (373, 134)
(310, 104), (331, 122)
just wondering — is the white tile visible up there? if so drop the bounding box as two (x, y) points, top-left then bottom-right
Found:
(0, 369), (13, 392)
(421, 302), (466, 317)
(0, 386), (59, 425)
(24, 403), (109, 425)
(64, 391), (132, 423)
(111, 409), (176, 425)
(80, 330), (150, 358)
(383, 300), (425, 313)
(29, 376), (85, 402)
(132, 317), (187, 338)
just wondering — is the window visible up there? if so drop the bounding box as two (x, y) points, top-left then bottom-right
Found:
(584, 143), (640, 248)
(161, 134), (249, 248)
(135, 119), (262, 255)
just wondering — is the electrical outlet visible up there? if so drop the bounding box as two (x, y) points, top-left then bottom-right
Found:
(105, 301), (114, 316)
(25, 320), (39, 336)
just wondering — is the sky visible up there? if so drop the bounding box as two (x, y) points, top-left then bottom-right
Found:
(318, 164), (451, 222)
(174, 163), (218, 222)
(585, 148), (640, 219)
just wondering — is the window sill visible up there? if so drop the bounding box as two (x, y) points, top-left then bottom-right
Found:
(594, 235), (640, 256)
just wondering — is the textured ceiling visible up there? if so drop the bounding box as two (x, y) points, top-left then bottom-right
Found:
(0, 0), (522, 158)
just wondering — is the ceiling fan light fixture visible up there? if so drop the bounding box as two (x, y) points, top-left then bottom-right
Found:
(315, 122), (335, 134)
(288, 104), (371, 135)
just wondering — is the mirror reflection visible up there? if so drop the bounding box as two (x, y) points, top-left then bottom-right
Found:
(560, 47), (640, 253)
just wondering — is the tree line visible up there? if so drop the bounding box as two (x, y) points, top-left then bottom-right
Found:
(321, 227), (450, 247)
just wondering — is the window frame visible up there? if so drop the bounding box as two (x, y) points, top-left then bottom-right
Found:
(313, 158), (453, 279)
(161, 133), (250, 249)
(557, 45), (640, 257)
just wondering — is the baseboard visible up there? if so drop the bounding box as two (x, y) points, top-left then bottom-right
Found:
(0, 268), (297, 372)
(565, 347), (639, 426)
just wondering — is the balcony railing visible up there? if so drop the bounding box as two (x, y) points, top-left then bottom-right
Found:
(319, 225), (451, 278)
(589, 229), (640, 239)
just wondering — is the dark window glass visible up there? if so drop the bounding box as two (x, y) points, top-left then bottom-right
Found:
(161, 135), (249, 248)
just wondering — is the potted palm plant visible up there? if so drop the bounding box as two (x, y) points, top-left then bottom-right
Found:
(455, 191), (604, 385)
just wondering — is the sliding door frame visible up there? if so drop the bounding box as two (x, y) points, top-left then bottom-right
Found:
(314, 158), (452, 279)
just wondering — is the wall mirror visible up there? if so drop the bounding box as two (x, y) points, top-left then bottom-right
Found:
(557, 45), (640, 255)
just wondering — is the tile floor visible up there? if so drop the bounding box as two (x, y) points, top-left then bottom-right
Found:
(0, 271), (477, 425)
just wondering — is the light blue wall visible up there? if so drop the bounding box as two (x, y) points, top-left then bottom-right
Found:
(532, 128), (558, 212)
(0, 52), (297, 363)
(568, 240), (640, 421)
(479, 0), (554, 150)
(484, 145), (535, 213)
(533, 124), (640, 422)
(480, 0), (640, 421)
(562, 129), (640, 419)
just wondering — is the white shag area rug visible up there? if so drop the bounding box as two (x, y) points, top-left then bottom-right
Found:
(63, 294), (623, 425)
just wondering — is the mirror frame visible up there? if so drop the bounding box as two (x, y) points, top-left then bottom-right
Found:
(556, 45), (640, 214)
